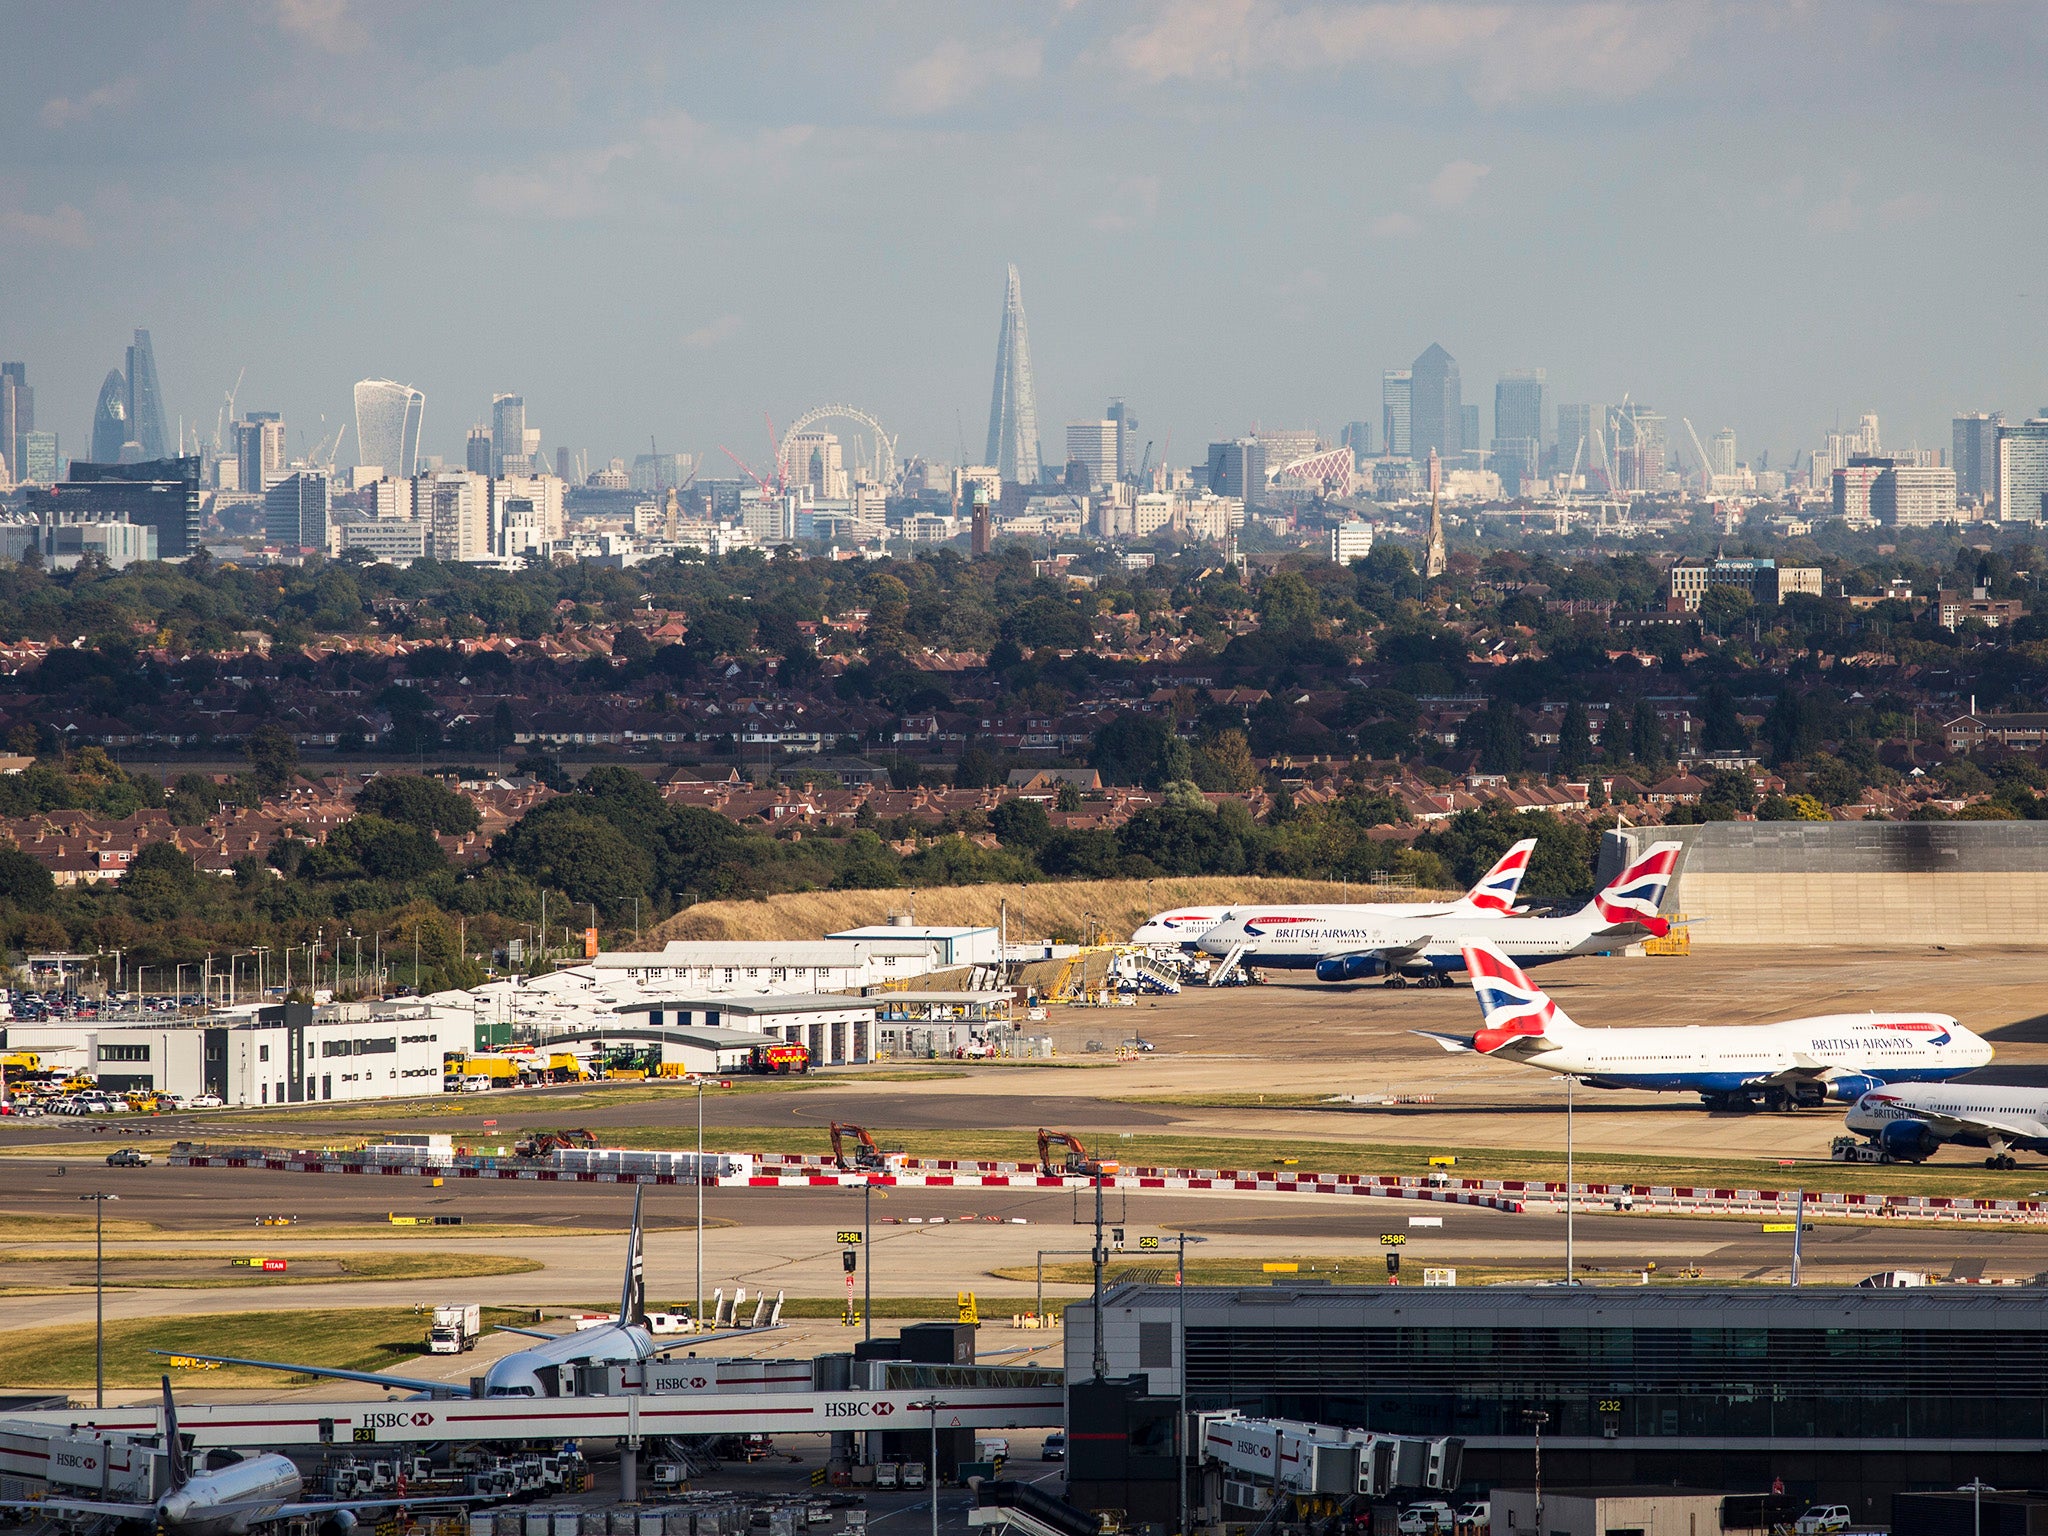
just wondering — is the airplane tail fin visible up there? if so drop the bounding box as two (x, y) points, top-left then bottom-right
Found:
(1461, 940), (1580, 1052)
(1587, 840), (1682, 936)
(1457, 838), (1537, 913)
(619, 1186), (647, 1328)
(161, 1375), (190, 1489)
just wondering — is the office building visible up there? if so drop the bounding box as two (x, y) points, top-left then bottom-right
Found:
(264, 471), (331, 552)
(1669, 556), (1823, 610)
(352, 379), (424, 480)
(32, 456), (201, 559)
(1073, 1281), (2048, 1507)
(494, 473), (565, 543)
(1409, 343), (1461, 462)
(1709, 428), (1738, 478)
(1555, 403), (1603, 477)
(1459, 404), (1480, 461)
(1205, 439), (1266, 504)
(983, 264), (1042, 485)
(1997, 418), (2048, 523)
(1065, 421), (1118, 491)
(1382, 371), (1413, 459)
(1329, 521), (1375, 564)
(90, 369), (130, 463)
(466, 425), (493, 475)
(1832, 457), (1890, 522)
(20, 431), (57, 486)
(1870, 463), (1957, 526)
(491, 394), (525, 476)
(1, 363), (31, 483)
(1493, 370), (1545, 468)
(1106, 398), (1138, 481)
(0, 518), (157, 570)
(123, 329), (168, 462)
(234, 412), (287, 493)
(786, 433), (848, 499)
(1954, 412), (2002, 503)
(1340, 421), (1373, 462)
(336, 519), (428, 564)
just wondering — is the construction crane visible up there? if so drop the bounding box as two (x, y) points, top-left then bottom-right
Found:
(828, 1122), (891, 1173)
(213, 366), (245, 456)
(1682, 417), (1716, 493)
(1037, 1127), (1118, 1179)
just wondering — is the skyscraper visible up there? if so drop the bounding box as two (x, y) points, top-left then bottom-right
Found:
(1555, 403), (1605, 477)
(466, 425), (493, 476)
(1340, 421), (1373, 461)
(1206, 439), (1266, 504)
(234, 412), (287, 493)
(353, 379), (425, 480)
(1, 363), (30, 484)
(1492, 370), (1545, 496)
(1996, 418), (2048, 523)
(20, 432), (57, 485)
(1710, 429), (1738, 478)
(91, 369), (130, 463)
(1106, 397), (1138, 481)
(1066, 421), (1118, 490)
(983, 264), (1042, 485)
(1381, 371), (1412, 459)
(1954, 412), (2002, 503)
(265, 471), (331, 552)
(1410, 343), (1462, 463)
(491, 394), (525, 476)
(1610, 403), (1667, 492)
(124, 329), (167, 462)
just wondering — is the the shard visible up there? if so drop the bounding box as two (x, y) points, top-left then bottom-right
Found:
(124, 329), (167, 461)
(353, 378), (425, 479)
(982, 263), (1041, 485)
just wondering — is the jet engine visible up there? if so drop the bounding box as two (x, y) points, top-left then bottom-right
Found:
(1879, 1117), (1942, 1163)
(1315, 955), (1383, 982)
(1827, 1074), (1884, 1104)
(320, 1511), (359, 1536)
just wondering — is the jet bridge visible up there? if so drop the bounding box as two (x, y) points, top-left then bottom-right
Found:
(1197, 1411), (1462, 1498)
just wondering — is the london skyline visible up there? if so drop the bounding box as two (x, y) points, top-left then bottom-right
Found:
(4, 0), (2044, 474)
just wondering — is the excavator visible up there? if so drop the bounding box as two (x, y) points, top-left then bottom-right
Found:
(1037, 1128), (1119, 1179)
(829, 1122), (891, 1173)
(513, 1127), (599, 1159)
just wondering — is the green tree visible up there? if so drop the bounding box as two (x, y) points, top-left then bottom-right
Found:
(1629, 698), (1665, 767)
(246, 724), (299, 794)
(1700, 682), (1747, 753)
(356, 775), (482, 835)
(1556, 701), (1592, 774)
(0, 845), (55, 909)
(989, 798), (1054, 851)
(494, 807), (654, 914)
(1090, 715), (1176, 788)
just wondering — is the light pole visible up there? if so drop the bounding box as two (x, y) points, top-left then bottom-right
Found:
(909, 1397), (947, 1536)
(79, 1192), (119, 1408)
(1963, 1477), (1995, 1536)
(1174, 1231), (1208, 1536)
(695, 1076), (707, 1331)
(1564, 1074), (1576, 1284)
(1523, 1409), (1549, 1536)
(863, 1174), (875, 1342)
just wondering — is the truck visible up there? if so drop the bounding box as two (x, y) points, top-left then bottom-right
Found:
(1830, 1134), (1891, 1164)
(426, 1303), (482, 1354)
(748, 1042), (811, 1075)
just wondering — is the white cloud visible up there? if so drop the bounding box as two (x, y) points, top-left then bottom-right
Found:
(680, 315), (744, 350)
(470, 143), (636, 220)
(40, 79), (136, 130)
(1370, 210), (1422, 238)
(1426, 157), (1490, 207)
(1105, 0), (1705, 105)
(889, 37), (1044, 116)
(271, 0), (367, 53)
(1090, 174), (1163, 231)
(0, 204), (90, 248)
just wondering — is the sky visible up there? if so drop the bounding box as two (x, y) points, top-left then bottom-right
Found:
(4, 0), (2045, 480)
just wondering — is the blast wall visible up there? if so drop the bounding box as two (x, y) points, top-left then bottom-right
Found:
(1599, 823), (2048, 947)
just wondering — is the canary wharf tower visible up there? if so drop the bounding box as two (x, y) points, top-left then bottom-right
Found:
(983, 263), (1042, 485)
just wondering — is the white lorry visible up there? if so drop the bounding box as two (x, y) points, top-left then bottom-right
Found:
(426, 1303), (482, 1353)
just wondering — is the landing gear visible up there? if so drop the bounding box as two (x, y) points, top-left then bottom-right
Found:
(1986, 1154), (2018, 1170)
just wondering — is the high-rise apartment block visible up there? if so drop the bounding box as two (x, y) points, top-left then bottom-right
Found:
(1954, 412), (2002, 503)
(1065, 421), (1118, 491)
(1106, 398), (1138, 481)
(1382, 371), (1412, 459)
(491, 394), (525, 476)
(1206, 439), (1267, 505)
(265, 471), (332, 552)
(20, 432), (57, 485)
(235, 412), (287, 493)
(1409, 344), (1461, 463)
(466, 425), (493, 475)
(1997, 418), (2048, 523)
(1710, 429), (1738, 479)
(1871, 463), (1958, 526)
(1329, 521), (1375, 564)
(984, 264), (1042, 485)
(1610, 403), (1666, 491)
(353, 379), (424, 480)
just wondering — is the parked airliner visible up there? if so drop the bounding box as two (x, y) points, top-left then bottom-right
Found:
(1845, 1083), (2048, 1166)
(1417, 939), (1992, 1109)
(1128, 839), (1540, 948)
(1192, 841), (1682, 985)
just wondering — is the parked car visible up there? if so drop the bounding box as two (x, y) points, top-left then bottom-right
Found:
(106, 1147), (152, 1167)
(186, 1094), (224, 1109)
(1039, 1433), (1065, 1462)
(1455, 1502), (1490, 1530)
(1399, 1504), (1455, 1536)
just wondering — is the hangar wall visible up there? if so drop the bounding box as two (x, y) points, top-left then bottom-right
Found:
(1600, 823), (2048, 947)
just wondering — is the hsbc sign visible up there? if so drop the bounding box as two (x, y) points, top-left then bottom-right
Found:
(824, 1400), (898, 1419)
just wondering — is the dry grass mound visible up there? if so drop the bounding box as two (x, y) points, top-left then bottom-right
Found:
(645, 876), (1456, 946)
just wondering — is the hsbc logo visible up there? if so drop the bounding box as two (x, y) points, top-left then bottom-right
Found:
(362, 1411), (435, 1430)
(824, 1400), (898, 1418)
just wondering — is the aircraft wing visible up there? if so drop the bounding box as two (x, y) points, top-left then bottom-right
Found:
(151, 1351), (470, 1396)
(495, 1325), (558, 1339)
(274, 1495), (491, 1517)
(1410, 1030), (1476, 1054)
(0, 1497), (153, 1519)
(650, 1323), (785, 1357)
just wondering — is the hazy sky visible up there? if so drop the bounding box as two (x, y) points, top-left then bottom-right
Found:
(4, 0), (2044, 478)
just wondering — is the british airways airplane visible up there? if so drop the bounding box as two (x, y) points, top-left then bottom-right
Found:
(1192, 841), (1682, 986)
(1419, 939), (1992, 1110)
(1127, 839), (1540, 948)
(1844, 1083), (2048, 1167)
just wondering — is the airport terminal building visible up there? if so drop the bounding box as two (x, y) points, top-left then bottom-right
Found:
(1071, 1282), (2048, 1515)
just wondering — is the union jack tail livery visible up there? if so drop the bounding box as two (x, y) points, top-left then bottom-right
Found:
(1462, 940), (1582, 1054)
(1460, 838), (1537, 914)
(1591, 840), (1681, 937)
